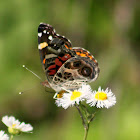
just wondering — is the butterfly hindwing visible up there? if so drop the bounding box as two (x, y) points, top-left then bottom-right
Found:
(51, 48), (99, 91)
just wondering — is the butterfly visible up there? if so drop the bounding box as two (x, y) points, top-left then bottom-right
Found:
(38, 23), (99, 92)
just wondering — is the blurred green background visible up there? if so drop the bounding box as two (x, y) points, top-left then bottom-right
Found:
(0, 0), (140, 139)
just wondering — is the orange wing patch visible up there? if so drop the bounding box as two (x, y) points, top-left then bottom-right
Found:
(64, 44), (72, 50)
(75, 51), (94, 60)
(64, 44), (69, 49)
(43, 58), (46, 64)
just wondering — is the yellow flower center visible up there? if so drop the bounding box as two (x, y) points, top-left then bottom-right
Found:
(95, 91), (107, 100)
(12, 124), (16, 128)
(70, 91), (82, 101)
(8, 124), (20, 135)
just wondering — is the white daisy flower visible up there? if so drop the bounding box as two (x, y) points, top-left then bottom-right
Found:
(55, 84), (92, 109)
(2, 116), (33, 135)
(0, 131), (9, 140)
(86, 87), (116, 109)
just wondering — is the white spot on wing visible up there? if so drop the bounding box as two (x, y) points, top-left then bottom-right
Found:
(38, 44), (41, 49)
(38, 33), (42, 37)
(43, 30), (46, 34)
(68, 39), (71, 43)
(53, 29), (56, 33)
(48, 35), (53, 40)
(47, 32), (49, 34)
(56, 34), (60, 36)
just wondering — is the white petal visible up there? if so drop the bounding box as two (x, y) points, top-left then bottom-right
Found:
(0, 131), (9, 140)
(2, 116), (16, 127)
(98, 86), (102, 92)
(13, 120), (21, 128)
(20, 123), (33, 132)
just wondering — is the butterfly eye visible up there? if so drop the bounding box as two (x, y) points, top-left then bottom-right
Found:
(73, 61), (81, 68)
(81, 67), (92, 77)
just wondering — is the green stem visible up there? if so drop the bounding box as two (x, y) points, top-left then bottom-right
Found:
(75, 104), (87, 129)
(75, 103), (97, 140)
(80, 103), (90, 114)
(10, 135), (14, 140)
(75, 104), (89, 140)
(84, 124), (89, 140)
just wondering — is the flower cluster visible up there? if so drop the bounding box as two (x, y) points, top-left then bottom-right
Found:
(0, 116), (33, 140)
(0, 130), (9, 140)
(55, 84), (116, 109)
(2, 116), (33, 135)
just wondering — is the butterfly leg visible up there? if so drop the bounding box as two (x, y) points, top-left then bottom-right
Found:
(41, 80), (51, 88)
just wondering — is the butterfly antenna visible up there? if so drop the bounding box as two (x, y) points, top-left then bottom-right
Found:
(22, 65), (42, 80)
(19, 84), (40, 95)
